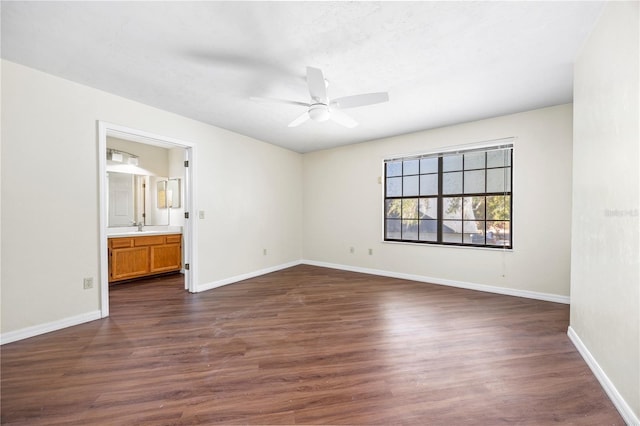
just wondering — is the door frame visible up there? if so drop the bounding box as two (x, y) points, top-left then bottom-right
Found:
(98, 121), (198, 318)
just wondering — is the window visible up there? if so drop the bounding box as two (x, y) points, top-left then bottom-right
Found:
(384, 143), (513, 248)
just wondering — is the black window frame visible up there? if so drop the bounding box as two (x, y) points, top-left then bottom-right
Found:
(383, 144), (513, 249)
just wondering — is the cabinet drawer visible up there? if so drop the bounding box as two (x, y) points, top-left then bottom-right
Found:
(165, 234), (182, 244)
(110, 238), (133, 249)
(134, 235), (165, 246)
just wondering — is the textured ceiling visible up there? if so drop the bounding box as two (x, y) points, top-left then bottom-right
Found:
(1, 1), (604, 153)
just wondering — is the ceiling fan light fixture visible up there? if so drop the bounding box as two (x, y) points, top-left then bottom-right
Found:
(308, 104), (330, 122)
(252, 66), (388, 129)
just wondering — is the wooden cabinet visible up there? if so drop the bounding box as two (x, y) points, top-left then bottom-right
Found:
(109, 234), (182, 282)
(150, 234), (182, 274)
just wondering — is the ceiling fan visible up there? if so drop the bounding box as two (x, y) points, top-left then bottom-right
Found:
(253, 66), (389, 128)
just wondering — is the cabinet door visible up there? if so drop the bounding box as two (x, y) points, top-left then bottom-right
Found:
(150, 243), (181, 273)
(110, 247), (149, 281)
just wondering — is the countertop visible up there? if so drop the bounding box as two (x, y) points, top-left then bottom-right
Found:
(107, 226), (182, 238)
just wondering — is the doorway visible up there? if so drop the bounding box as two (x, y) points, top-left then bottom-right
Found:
(98, 121), (198, 318)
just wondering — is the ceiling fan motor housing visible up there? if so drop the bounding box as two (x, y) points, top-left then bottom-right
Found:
(308, 103), (331, 122)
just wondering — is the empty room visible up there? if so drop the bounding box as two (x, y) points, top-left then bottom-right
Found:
(1, 1), (638, 425)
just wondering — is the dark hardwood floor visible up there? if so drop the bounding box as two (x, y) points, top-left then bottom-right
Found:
(1, 265), (622, 425)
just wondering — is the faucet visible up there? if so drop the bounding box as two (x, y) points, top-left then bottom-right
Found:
(131, 220), (144, 232)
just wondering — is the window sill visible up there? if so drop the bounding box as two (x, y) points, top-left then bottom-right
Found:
(381, 240), (514, 252)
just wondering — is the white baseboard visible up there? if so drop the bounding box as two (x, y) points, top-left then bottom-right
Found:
(196, 260), (302, 292)
(301, 259), (570, 304)
(1, 310), (102, 345)
(567, 326), (639, 425)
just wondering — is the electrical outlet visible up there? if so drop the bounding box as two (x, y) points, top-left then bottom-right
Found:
(368, 248), (373, 255)
(199, 210), (205, 219)
(83, 277), (93, 289)
(349, 247), (354, 254)
(263, 248), (267, 255)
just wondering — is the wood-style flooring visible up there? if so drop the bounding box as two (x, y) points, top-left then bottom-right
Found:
(1, 265), (623, 425)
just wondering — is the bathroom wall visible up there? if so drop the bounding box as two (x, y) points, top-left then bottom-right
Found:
(107, 137), (169, 177)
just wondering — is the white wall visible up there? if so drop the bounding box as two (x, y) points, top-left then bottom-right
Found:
(303, 104), (573, 299)
(168, 147), (186, 228)
(571, 1), (639, 422)
(0, 60), (303, 335)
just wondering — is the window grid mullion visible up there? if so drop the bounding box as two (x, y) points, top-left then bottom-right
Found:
(484, 152), (488, 244)
(417, 160), (421, 241)
(400, 161), (404, 240)
(437, 157), (443, 243)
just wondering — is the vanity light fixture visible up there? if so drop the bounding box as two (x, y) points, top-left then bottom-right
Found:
(110, 151), (123, 162)
(107, 148), (139, 165)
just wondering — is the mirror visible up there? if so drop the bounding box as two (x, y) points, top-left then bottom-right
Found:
(107, 172), (180, 227)
(157, 178), (181, 209)
(107, 137), (185, 228)
(108, 172), (138, 227)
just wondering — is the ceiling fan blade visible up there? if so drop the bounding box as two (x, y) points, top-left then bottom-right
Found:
(331, 92), (389, 109)
(330, 109), (358, 128)
(288, 111), (310, 127)
(250, 96), (309, 108)
(306, 66), (328, 104)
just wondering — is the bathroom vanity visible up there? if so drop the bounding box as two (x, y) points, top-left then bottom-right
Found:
(108, 231), (182, 283)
